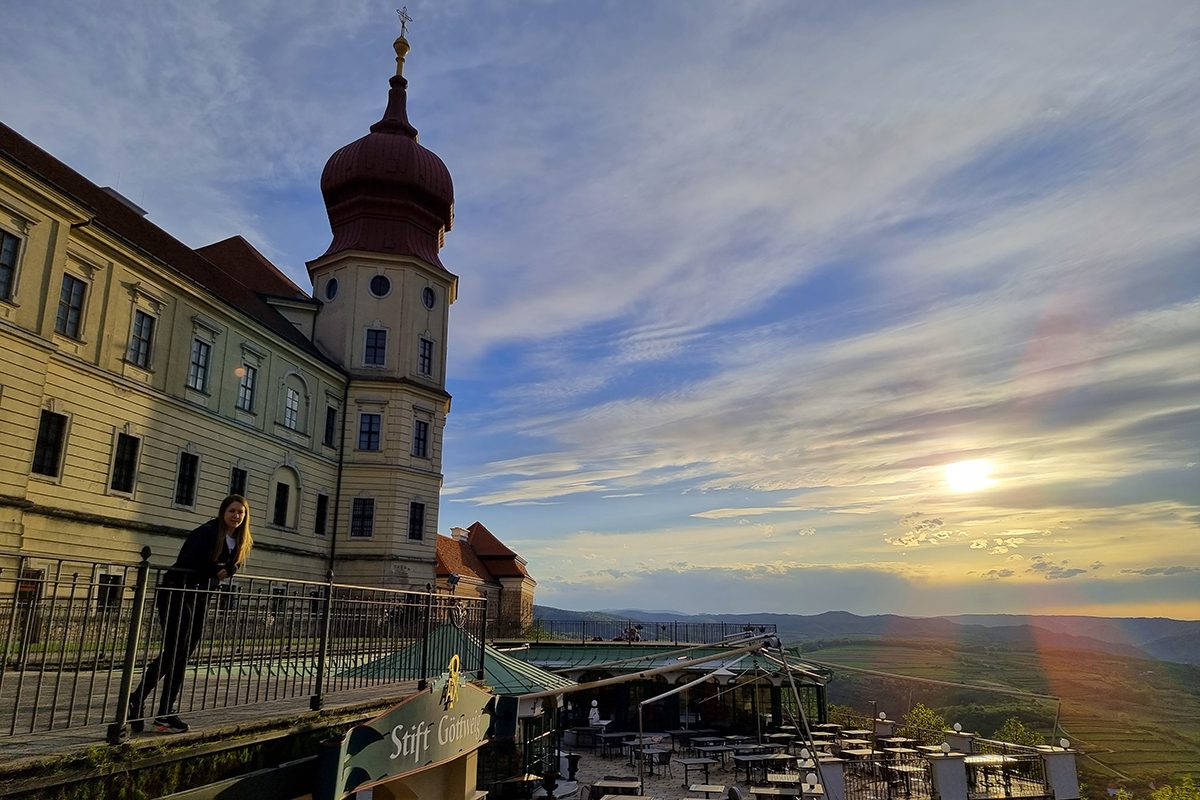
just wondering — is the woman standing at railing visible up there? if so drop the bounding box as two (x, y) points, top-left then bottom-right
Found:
(128, 494), (254, 733)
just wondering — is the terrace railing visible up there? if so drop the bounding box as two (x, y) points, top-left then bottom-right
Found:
(524, 619), (776, 644)
(0, 549), (486, 742)
(843, 758), (933, 800)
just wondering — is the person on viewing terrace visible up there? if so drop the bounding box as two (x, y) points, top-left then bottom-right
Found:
(128, 494), (253, 734)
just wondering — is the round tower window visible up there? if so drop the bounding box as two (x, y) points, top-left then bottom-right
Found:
(422, 286), (436, 309)
(324, 277), (339, 301)
(369, 275), (391, 297)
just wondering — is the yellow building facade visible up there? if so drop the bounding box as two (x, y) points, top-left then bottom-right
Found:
(0, 35), (455, 589)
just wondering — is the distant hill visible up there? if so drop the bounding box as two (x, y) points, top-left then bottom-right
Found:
(941, 614), (1200, 663)
(532, 605), (1193, 662)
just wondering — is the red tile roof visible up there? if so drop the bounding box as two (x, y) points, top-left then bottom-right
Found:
(467, 521), (531, 579)
(435, 535), (493, 583)
(195, 236), (311, 299)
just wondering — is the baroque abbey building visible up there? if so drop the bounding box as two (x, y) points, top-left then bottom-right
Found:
(0, 35), (462, 590)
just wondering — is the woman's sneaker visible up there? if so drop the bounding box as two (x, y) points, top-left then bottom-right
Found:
(153, 715), (190, 733)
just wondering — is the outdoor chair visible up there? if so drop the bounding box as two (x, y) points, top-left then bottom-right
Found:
(650, 748), (673, 777)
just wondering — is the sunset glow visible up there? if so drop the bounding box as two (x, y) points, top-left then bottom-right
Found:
(944, 460), (995, 493)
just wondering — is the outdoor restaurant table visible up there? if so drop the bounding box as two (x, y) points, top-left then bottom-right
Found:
(887, 763), (927, 794)
(599, 796), (653, 800)
(574, 726), (603, 750)
(813, 723), (841, 732)
(676, 757), (718, 787)
(689, 785), (726, 799)
(767, 772), (801, 785)
(838, 738), (870, 747)
(883, 747), (919, 757)
(748, 786), (799, 798)
(841, 729), (874, 737)
(638, 746), (672, 776)
(667, 729), (698, 751)
(695, 744), (732, 767)
(600, 731), (632, 757)
(963, 754), (1018, 795)
(693, 736), (726, 747)
(807, 731), (836, 740)
(593, 778), (642, 796)
(732, 753), (769, 783)
(878, 736), (916, 746)
(839, 748), (880, 759)
(917, 745), (945, 755)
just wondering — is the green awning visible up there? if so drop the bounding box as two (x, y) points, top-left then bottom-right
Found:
(340, 624), (575, 696)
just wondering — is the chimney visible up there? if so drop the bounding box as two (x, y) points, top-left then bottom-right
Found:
(451, 526), (470, 541)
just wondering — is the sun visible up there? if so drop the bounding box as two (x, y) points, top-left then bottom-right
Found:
(944, 459), (995, 492)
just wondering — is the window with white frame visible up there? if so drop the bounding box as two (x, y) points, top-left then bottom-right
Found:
(187, 338), (211, 391)
(236, 364), (257, 411)
(280, 374), (308, 432)
(272, 481), (290, 526)
(411, 418), (429, 458)
(418, 337), (433, 376)
(32, 409), (69, 477)
(323, 405), (337, 447)
(126, 310), (156, 368)
(350, 498), (375, 537)
(0, 229), (21, 301)
(109, 432), (141, 494)
(55, 273), (87, 338)
(284, 387), (300, 429)
(229, 466), (248, 496)
(174, 450), (200, 508)
(408, 501), (425, 540)
(358, 413), (381, 451)
(315, 493), (329, 536)
(364, 328), (387, 366)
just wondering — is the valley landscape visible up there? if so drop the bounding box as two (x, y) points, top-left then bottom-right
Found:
(534, 606), (1200, 789)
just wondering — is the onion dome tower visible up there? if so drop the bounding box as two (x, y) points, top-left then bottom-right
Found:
(307, 31), (457, 590)
(318, 34), (454, 267)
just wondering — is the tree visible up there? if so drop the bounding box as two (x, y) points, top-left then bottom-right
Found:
(1151, 776), (1200, 800)
(902, 703), (947, 745)
(992, 717), (1045, 747)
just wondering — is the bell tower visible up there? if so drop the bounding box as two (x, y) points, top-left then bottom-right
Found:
(308, 30), (457, 588)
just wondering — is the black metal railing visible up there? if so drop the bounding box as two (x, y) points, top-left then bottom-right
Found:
(0, 549), (486, 742)
(522, 619), (777, 644)
(967, 738), (1050, 798)
(843, 758), (934, 800)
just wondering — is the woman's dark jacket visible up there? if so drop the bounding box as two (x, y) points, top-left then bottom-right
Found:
(160, 519), (240, 590)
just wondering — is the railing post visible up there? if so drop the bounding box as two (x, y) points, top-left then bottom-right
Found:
(107, 546), (151, 745)
(418, 583), (433, 690)
(310, 569), (334, 711)
(477, 595), (488, 681)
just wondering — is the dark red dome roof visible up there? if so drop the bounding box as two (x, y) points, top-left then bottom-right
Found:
(319, 46), (454, 267)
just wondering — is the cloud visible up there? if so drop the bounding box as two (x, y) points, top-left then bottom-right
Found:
(1119, 565), (1200, 576)
(1028, 555), (1088, 581)
(5, 1), (1198, 617)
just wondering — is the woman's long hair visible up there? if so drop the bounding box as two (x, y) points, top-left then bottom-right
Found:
(213, 494), (253, 567)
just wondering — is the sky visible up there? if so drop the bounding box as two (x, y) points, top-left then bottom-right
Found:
(3, 0), (1198, 620)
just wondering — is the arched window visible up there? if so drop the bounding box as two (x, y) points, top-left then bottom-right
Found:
(269, 464), (301, 529)
(280, 372), (309, 433)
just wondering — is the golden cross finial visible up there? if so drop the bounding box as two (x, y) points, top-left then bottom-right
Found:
(397, 6), (412, 38)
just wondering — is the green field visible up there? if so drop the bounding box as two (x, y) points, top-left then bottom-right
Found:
(802, 639), (1200, 789)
